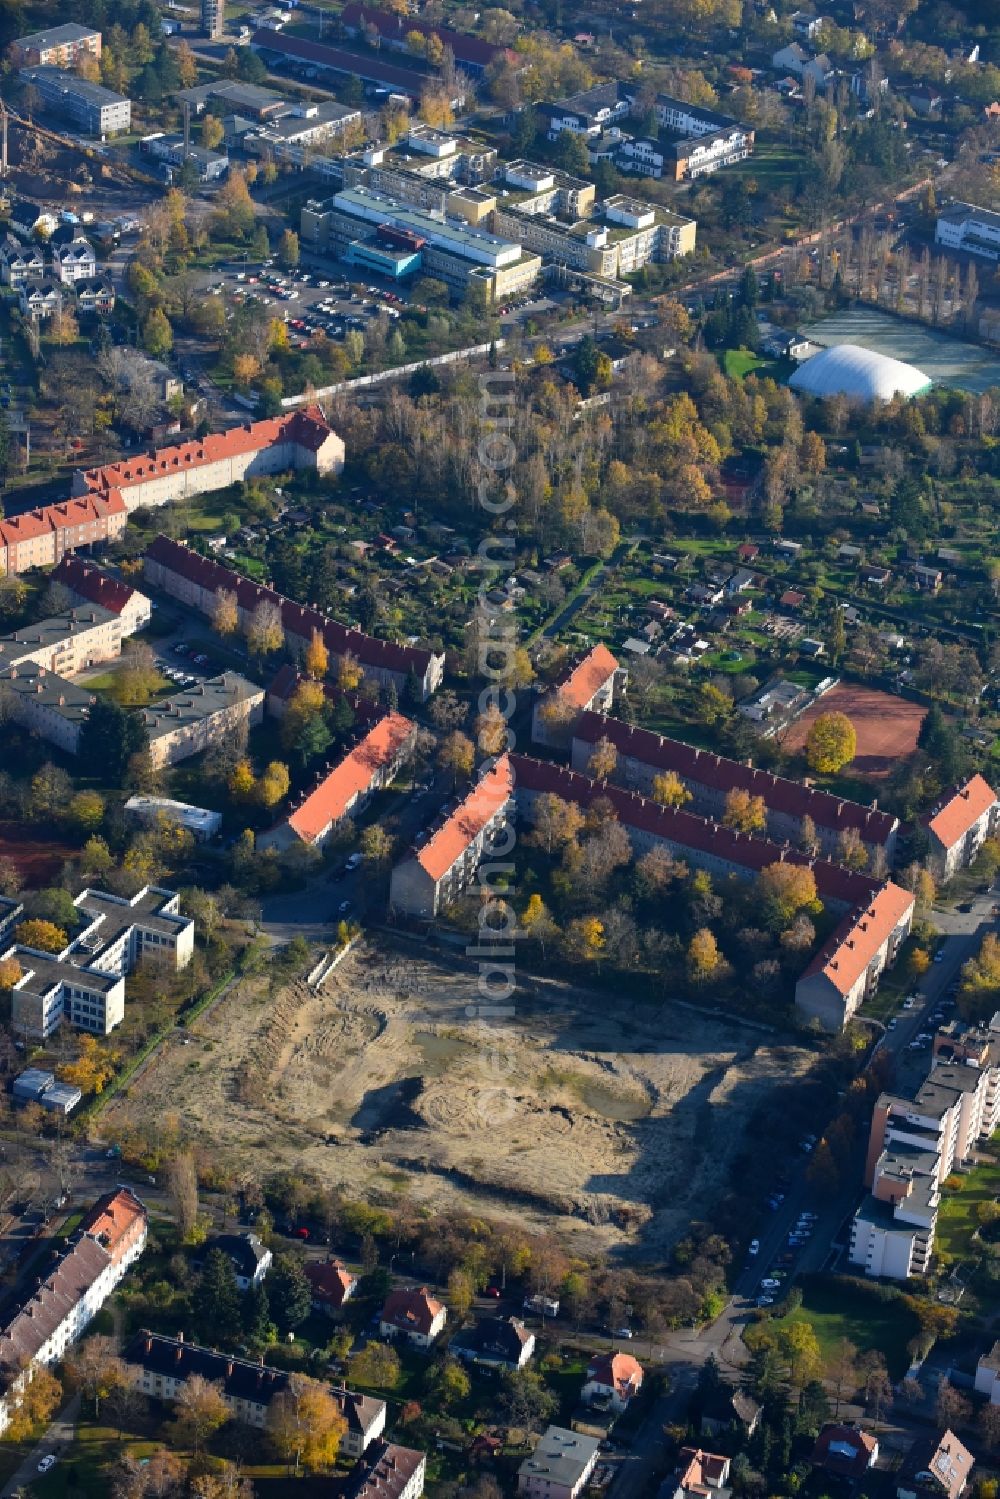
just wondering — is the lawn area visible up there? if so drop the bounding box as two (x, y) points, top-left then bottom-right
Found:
(857, 935), (922, 1024)
(84, 668), (174, 701)
(771, 1277), (919, 1380)
(34, 1425), (162, 1499)
(936, 1145), (1000, 1261)
(721, 348), (772, 379)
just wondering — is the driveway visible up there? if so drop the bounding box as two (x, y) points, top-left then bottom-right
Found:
(2, 1393), (80, 1497)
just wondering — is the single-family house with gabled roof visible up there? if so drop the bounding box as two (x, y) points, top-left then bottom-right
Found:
(583, 1350), (643, 1412)
(19, 280), (62, 318)
(811, 1424), (878, 1478)
(0, 233), (45, 285)
(305, 1256), (358, 1315)
(453, 1316), (535, 1371)
(51, 236), (96, 284)
(673, 1448), (732, 1499)
(74, 276), (115, 316)
(897, 1431), (973, 1499)
(379, 1286), (446, 1348)
(9, 199), (59, 239)
(700, 1384), (762, 1438)
(208, 1232), (271, 1292)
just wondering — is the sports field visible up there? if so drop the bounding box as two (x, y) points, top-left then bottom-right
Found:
(784, 683), (925, 777)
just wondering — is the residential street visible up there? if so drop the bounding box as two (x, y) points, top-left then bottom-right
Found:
(1, 1393), (80, 1498)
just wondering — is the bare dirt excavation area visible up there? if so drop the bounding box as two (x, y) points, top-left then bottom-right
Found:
(109, 942), (811, 1255)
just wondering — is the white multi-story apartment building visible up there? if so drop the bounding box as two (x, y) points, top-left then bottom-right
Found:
(0, 1189), (146, 1434)
(5, 886), (194, 1040)
(851, 1019), (1000, 1279)
(936, 203), (1000, 262)
(20, 66), (131, 137)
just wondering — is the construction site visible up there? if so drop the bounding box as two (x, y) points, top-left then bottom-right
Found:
(105, 940), (814, 1257)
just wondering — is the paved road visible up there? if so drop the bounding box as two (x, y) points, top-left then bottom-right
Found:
(2, 1393), (80, 1498)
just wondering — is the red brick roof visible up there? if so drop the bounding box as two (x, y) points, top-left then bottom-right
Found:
(51, 554), (140, 616)
(81, 408), (333, 495)
(145, 535), (440, 681)
(0, 489), (126, 552)
(811, 1425), (877, 1477)
(678, 1448), (730, 1494)
(574, 711), (898, 846)
(380, 1286), (444, 1337)
(510, 754), (881, 910)
(923, 774), (998, 853)
(304, 1257), (356, 1308)
(340, 2), (511, 67)
(587, 1350), (644, 1398)
(253, 27), (434, 92)
(415, 755), (513, 881)
(79, 1186), (147, 1256)
(800, 880), (914, 998)
(550, 644), (619, 711)
(286, 711), (414, 842)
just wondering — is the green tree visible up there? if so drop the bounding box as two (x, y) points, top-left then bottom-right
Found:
(193, 1248), (243, 1347)
(142, 307), (173, 357)
(269, 1252), (312, 1333)
(244, 1281), (273, 1344)
(78, 700), (150, 785)
(572, 334), (600, 395)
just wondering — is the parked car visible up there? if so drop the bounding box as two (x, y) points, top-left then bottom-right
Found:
(38, 1456), (57, 1473)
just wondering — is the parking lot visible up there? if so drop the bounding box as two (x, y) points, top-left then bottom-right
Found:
(193, 256), (409, 350)
(192, 251), (556, 352)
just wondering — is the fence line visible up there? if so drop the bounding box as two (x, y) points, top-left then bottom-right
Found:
(280, 339), (506, 408)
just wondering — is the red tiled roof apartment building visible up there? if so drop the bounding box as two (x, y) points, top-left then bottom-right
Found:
(259, 711), (415, 851)
(390, 755), (514, 918)
(339, 2), (514, 73)
(389, 750), (913, 1027)
(572, 712), (899, 864)
(512, 754), (913, 1032)
(74, 406), (344, 513)
(144, 535), (445, 700)
(51, 554), (152, 635)
(0, 490), (128, 577)
(0, 1187), (147, 1435)
(531, 645), (621, 747)
(921, 774), (999, 881)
